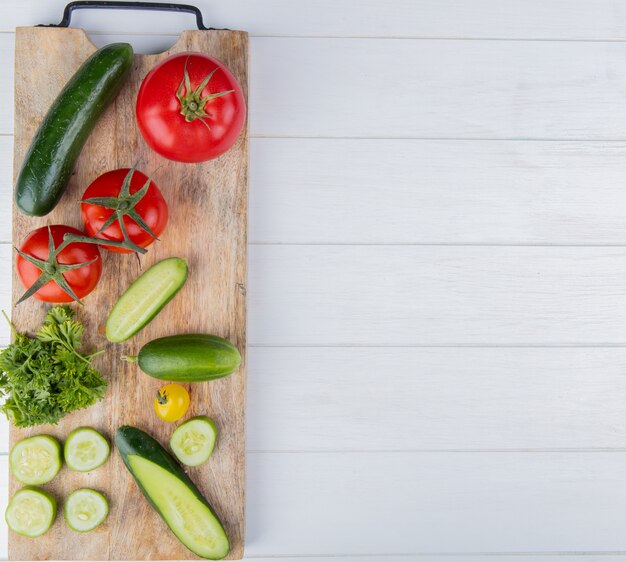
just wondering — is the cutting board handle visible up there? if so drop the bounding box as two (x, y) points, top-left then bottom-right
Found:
(38, 0), (210, 30)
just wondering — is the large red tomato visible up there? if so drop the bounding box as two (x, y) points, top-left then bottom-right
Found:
(16, 225), (102, 304)
(136, 52), (246, 162)
(81, 168), (168, 254)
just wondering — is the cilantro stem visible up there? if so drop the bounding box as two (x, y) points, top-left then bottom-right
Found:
(1, 310), (18, 339)
(58, 339), (92, 365)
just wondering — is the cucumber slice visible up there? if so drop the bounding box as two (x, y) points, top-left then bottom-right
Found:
(170, 416), (217, 467)
(10, 435), (62, 485)
(106, 257), (188, 342)
(64, 427), (110, 472)
(5, 487), (57, 538)
(64, 488), (109, 532)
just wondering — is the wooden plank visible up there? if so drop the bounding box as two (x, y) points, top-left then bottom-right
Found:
(247, 138), (626, 245)
(6, 0), (626, 40)
(0, 246), (10, 345)
(5, 345), (626, 453)
(7, 452), (626, 557)
(5, 137), (626, 246)
(0, 461), (4, 561)
(243, 451), (626, 555)
(7, 244), (626, 347)
(0, 138), (12, 239)
(6, 35), (626, 138)
(6, 137), (626, 245)
(246, 346), (626, 451)
(247, 245), (626, 346)
(10, 27), (247, 560)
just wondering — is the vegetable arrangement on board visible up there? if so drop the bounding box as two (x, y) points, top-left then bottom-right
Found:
(5, 27), (247, 560)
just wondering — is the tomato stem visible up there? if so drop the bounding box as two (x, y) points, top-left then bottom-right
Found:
(176, 60), (234, 125)
(80, 165), (161, 253)
(15, 227), (101, 305)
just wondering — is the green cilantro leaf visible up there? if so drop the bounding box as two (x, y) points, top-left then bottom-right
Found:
(0, 306), (107, 428)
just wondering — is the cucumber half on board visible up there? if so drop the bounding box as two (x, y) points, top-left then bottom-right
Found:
(106, 257), (188, 343)
(116, 426), (229, 560)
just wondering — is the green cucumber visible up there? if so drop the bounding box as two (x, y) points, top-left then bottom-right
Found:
(64, 488), (109, 532)
(5, 487), (57, 538)
(15, 43), (133, 216)
(125, 334), (241, 382)
(116, 426), (229, 560)
(106, 257), (188, 343)
(10, 435), (62, 485)
(64, 427), (110, 472)
(170, 416), (217, 467)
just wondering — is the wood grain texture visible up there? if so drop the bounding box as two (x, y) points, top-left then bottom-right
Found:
(7, 0), (626, 40)
(6, 138), (626, 246)
(7, 244), (626, 348)
(6, 35), (626, 138)
(5, 343), (626, 453)
(245, 347), (626, 451)
(9, 451), (626, 558)
(9, 453), (626, 561)
(243, 452), (626, 555)
(10, 27), (247, 560)
(246, 139), (626, 245)
(247, 245), (626, 346)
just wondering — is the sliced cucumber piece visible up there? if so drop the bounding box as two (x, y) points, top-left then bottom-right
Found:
(64, 488), (109, 532)
(10, 435), (62, 485)
(106, 257), (188, 342)
(5, 487), (57, 538)
(170, 416), (217, 467)
(64, 427), (110, 472)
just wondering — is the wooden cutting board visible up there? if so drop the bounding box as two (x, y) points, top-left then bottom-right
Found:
(9, 27), (247, 560)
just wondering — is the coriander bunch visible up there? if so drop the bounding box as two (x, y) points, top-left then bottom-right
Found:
(0, 306), (107, 427)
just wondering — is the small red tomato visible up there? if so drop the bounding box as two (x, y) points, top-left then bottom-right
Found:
(81, 168), (168, 254)
(16, 225), (102, 304)
(136, 52), (246, 162)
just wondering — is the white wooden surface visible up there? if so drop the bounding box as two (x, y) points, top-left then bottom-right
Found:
(4, 1), (626, 560)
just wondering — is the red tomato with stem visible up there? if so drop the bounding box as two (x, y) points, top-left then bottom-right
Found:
(81, 168), (168, 254)
(136, 52), (246, 162)
(16, 225), (102, 304)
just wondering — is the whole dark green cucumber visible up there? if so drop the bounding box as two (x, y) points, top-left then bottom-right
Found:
(125, 334), (241, 382)
(15, 43), (133, 216)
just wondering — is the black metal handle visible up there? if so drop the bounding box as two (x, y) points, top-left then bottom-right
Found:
(39, 1), (209, 30)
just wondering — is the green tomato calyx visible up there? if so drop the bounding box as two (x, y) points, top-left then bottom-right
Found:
(176, 60), (234, 126)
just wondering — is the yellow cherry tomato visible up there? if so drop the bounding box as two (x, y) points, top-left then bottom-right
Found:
(154, 384), (190, 422)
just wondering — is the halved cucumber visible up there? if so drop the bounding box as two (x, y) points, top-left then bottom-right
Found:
(64, 427), (110, 472)
(64, 488), (109, 532)
(170, 416), (217, 467)
(117, 426), (229, 560)
(106, 257), (188, 343)
(5, 487), (57, 538)
(10, 435), (62, 485)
